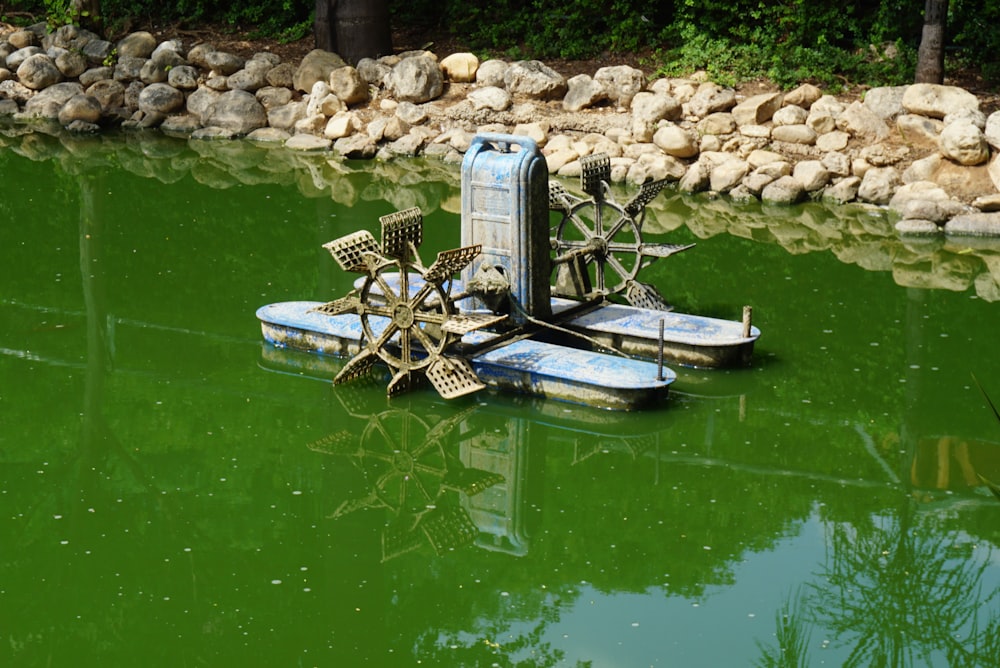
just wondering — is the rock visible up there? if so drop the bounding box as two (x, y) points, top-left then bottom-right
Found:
(246, 127), (291, 143)
(468, 86), (511, 111)
(687, 82), (736, 117)
(334, 134), (377, 159)
(822, 176), (861, 204)
(117, 31), (156, 59)
(440, 52), (478, 82)
(0, 97), (18, 115)
(504, 60), (566, 100)
(186, 86), (221, 120)
(899, 198), (970, 223)
(563, 74), (606, 112)
(228, 58), (272, 92)
(205, 50), (244, 76)
(653, 123), (698, 158)
(79, 66), (112, 87)
(594, 65), (644, 107)
(55, 50), (87, 78)
(678, 162), (710, 193)
(863, 86), (907, 120)
(395, 101), (427, 125)
(710, 158), (749, 192)
(17, 53), (62, 89)
(0, 79), (34, 104)
(939, 119), (989, 165)
(267, 100), (307, 131)
(732, 92), (782, 126)
(984, 111), (1000, 150)
(167, 65), (199, 90)
(22, 81), (83, 118)
(896, 114), (943, 147)
(630, 92), (682, 142)
(58, 93), (102, 125)
(896, 218), (942, 236)
(114, 56), (145, 82)
(138, 82), (184, 115)
(203, 89), (267, 134)
(857, 166), (901, 205)
(512, 121), (549, 146)
(139, 59), (168, 84)
(293, 49), (347, 93)
(903, 83), (980, 119)
(286, 134), (332, 151)
(972, 194), (1000, 211)
(838, 101), (890, 139)
(944, 107), (986, 129)
(944, 212), (1000, 236)
(324, 111), (359, 139)
(7, 29), (38, 49)
(771, 124), (816, 144)
(782, 83), (822, 108)
(255, 86), (293, 110)
(160, 114), (201, 134)
(773, 104), (808, 126)
(761, 175), (805, 204)
(793, 160), (830, 192)
(86, 78), (125, 110)
(821, 151), (851, 177)
(815, 130), (849, 152)
(6, 46), (43, 71)
(387, 54), (443, 103)
(476, 59), (509, 87)
(329, 66), (368, 105)
(698, 112), (735, 135)
(266, 62), (296, 88)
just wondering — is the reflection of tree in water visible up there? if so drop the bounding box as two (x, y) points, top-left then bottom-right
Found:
(809, 510), (998, 667)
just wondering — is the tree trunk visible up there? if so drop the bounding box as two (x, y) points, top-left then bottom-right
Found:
(915, 0), (947, 84)
(315, 0), (393, 64)
(70, 0), (103, 33)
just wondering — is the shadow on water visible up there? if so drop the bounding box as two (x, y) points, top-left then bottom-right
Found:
(2, 122), (1000, 665)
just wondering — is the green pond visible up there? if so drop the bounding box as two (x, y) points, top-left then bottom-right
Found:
(2, 125), (1000, 667)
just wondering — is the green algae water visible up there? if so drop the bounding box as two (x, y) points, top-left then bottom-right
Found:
(2, 127), (1000, 666)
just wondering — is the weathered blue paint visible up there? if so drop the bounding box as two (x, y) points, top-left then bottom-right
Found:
(257, 301), (673, 410)
(461, 134), (552, 322)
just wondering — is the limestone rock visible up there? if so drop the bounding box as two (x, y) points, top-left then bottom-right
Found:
(687, 82), (736, 117)
(6, 46), (43, 71)
(387, 55), (443, 103)
(22, 81), (83, 118)
(17, 53), (62, 90)
(293, 49), (347, 93)
(440, 52), (478, 82)
(167, 65), (199, 90)
(822, 176), (861, 204)
(939, 119), (989, 166)
(138, 82), (184, 115)
(1, 80), (33, 107)
(709, 158), (749, 192)
(857, 166), (901, 205)
(903, 83), (980, 119)
(78, 66), (112, 87)
(944, 212), (1000, 236)
(329, 66), (368, 105)
(563, 74), (606, 112)
(863, 86), (907, 120)
(468, 86), (511, 111)
(266, 62), (296, 88)
(255, 86), (293, 110)
(334, 134), (378, 159)
(984, 111), (1000, 151)
(793, 160), (830, 192)
(838, 101), (889, 139)
(228, 58), (272, 92)
(55, 50), (87, 78)
(58, 93), (102, 125)
(476, 59), (509, 87)
(86, 79), (124, 111)
(203, 89), (267, 134)
(761, 175), (805, 204)
(771, 124), (816, 145)
(897, 114), (943, 147)
(782, 83), (821, 108)
(504, 60), (567, 100)
(732, 92), (782, 126)
(286, 134), (332, 151)
(630, 92), (682, 142)
(594, 65), (645, 107)
(773, 104), (808, 126)
(652, 123), (698, 158)
(117, 31), (156, 59)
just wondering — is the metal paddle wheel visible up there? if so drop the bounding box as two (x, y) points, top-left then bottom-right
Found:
(549, 152), (695, 310)
(309, 207), (505, 399)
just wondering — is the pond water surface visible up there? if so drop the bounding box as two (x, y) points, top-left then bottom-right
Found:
(2, 127), (1000, 666)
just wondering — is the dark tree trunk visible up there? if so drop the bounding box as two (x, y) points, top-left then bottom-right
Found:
(71, 0), (103, 33)
(915, 0), (948, 83)
(315, 0), (393, 65)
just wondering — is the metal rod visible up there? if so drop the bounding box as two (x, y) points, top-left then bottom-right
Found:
(657, 318), (665, 381)
(742, 305), (752, 339)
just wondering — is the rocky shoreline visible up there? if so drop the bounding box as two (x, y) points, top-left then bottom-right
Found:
(4, 24), (1000, 237)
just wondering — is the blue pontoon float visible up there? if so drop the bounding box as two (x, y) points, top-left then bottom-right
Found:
(257, 134), (759, 410)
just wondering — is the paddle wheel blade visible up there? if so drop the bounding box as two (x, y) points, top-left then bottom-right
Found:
(323, 230), (381, 273)
(333, 349), (377, 385)
(625, 280), (673, 311)
(380, 207), (423, 260)
(426, 357), (485, 399)
(307, 296), (361, 317)
(580, 152), (611, 200)
(423, 244), (481, 285)
(624, 179), (668, 217)
(640, 242), (696, 259)
(306, 430), (358, 456)
(548, 181), (577, 213)
(420, 506), (478, 555)
(441, 312), (507, 335)
(386, 369), (421, 397)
